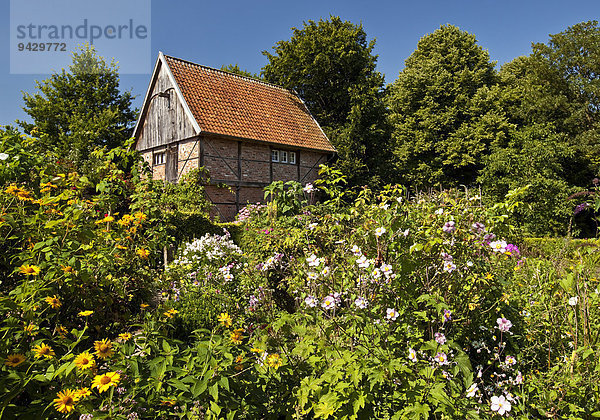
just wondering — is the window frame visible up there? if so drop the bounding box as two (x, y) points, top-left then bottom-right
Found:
(289, 151), (296, 164)
(271, 150), (279, 162)
(153, 151), (166, 166)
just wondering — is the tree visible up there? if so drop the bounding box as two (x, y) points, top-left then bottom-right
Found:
(220, 64), (262, 80)
(479, 22), (600, 235)
(262, 16), (392, 188)
(20, 44), (137, 175)
(387, 24), (498, 188)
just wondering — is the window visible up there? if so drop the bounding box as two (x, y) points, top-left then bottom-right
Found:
(280, 151), (288, 163)
(271, 150), (279, 162)
(272, 149), (297, 164)
(153, 151), (165, 165)
(289, 152), (296, 164)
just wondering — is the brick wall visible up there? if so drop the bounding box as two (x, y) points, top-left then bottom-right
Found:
(177, 138), (200, 179)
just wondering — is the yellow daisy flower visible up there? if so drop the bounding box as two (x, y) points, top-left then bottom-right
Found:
(75, 388), (91, 398)
(61, 265), (74, 274)
(78, 310), (94, 317)
(74, 352), (96, 370)
(118, 332), (132, 342)
(19, 264), (40, 276)
(218, 312), (232, 328)
(55, 325), (68, 338)
(5, 354), (26, 367)
(266, 353), (283, 370)
(93, 339), (114, 359)
(5, 184), (20, 195)
(95, 215), (115, 224)
(91, 371), (120, 393)
(140, 303), (149, 309)
(32, 343), (55, 359)
(53, 389), (79, 413)
(45, 295), (61, 309)
(136, 248), (149, 258)
(163, 308), (178, 318)
(24, 323), (38, 335)
(230, 328), (244, 345)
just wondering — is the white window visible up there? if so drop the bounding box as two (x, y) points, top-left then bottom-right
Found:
(281, 151), (288, 163)
(153, 151), (165, 165)
(271, 150), (279, 162)
(289, 152), (296, 164)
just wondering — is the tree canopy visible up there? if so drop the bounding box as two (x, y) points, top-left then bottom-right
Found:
(387, 24), (498, 188)
(20, 44), (137, 175)
(262, 16), (392, 188)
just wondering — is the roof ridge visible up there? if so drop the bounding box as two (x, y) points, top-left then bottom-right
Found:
(163, 54), (292, 93)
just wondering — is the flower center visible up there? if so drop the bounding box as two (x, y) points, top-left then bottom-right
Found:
(100, 376), (111, 385)
(64, 396), (73, 405)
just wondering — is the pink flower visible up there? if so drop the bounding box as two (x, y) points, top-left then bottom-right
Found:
(490, 395), (511, 416)
(435, 332), (446, 345)
(496, 317), (512, 332)
(442, 309), (452, 322)
(442, 221), (456, 233)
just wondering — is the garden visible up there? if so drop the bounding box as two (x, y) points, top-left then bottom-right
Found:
(1, 127), (599, 419)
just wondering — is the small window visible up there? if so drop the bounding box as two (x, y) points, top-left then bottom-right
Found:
(289, 152), (296, 164)
(153, 152), (165, 165)
(281, 151), (288, 163)
(271, 150), (279, 162)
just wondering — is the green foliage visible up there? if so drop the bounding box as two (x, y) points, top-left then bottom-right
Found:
(387, 24), (498, 188)
(262, 16), (392, 188)
(19, 44), (137, 178)
(220, 64), (262, 80)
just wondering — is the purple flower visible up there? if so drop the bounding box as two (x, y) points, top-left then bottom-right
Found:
(471, 222), (486, 234)
(435, 332), (446, 345)
(574, 202), (589, 215)
(442, 221), (456, 233)
(496, 317), (513, 332)
(305, 296), (317, 308)
(440, 252), (453, 261)
(442, 309), (452, 323)
(505, 244), (520, 256)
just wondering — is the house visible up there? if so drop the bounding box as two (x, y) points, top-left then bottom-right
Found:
(133, 52), (336, 220)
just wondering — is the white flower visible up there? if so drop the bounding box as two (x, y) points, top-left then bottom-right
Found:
(351, 245), (362, 256)
(356, 256), (370, 269)
(308, 272), (318, 281)
(466, 383), (478, 397)
(386, 308), (399, 321)
(435, 352), (448, 365)
(402, 228), (410, 237)
(303, 183), (315, 194)
(223, 272), (234, 282)
(490, 240), (508, 253)
(408, 348), (417, 363)
(354, 297), (368, 309)
(371, 268), (381, 279)
(306, 254), (320, 267)
(443, 261), (456, 273)
(396, 197), (403, 204)
(490, 395), (511, 416)
(322, 295), (336, 310)
(379, 202), (390, 210)
(304, 296), (317, 307)
(466, 261), (473, 267)
(0, 153), (8, 161)
(321, 266), (331, 276)
(375, 227), (386, 237)
(434, 332), (446, 345)
(442, 221), (456, 233)
(308, 222), (318, 230)
(380, 263), (393, 276)
(568, 296), (578, 306)
(435, 208), (444, 215)
(505, 355), (516, 366)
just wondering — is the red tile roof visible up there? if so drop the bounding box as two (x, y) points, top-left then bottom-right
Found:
(164, 55), (335, 152)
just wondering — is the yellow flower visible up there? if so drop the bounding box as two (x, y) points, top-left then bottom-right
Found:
(74, 351), (96, 370)
(485, 273), (494, 280)
(32, 343), (55, 359)
(250, 347), (264, 354)
(5, 184), (20, 195)
(91, 372), (120, 393)
(53, 389), (79, 413)
(55, 325), (68, 338)
(16, 189), (34, 201)
(75, 388), (91, 399)
(119, 332), (132, 342)
(5, 354), (26, 367)
(19, 264), (40, 276)
(134, 211), (147, 221)
(116, 244), (128, 250)
(136, 248), (149, 259)
(140, 303), (149, 309)
(160, 398), (176, 406)
(61, 265), (74, 274)
(230, 328), (244, 345)
(266, 353), (283, 370)
(78, 310), (94, 317)
(218, 312), (232, 328)
(164, 308), (178, 318)
(24, 323), (38, 335)
(94, 339), (114, 359)
(234, 355), (244, 371)
(118, 214), (134, 226)
(95, 215), (115, 224)
(45, 295), (61, 309)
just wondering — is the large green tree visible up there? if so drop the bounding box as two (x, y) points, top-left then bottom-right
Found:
(262, 17), (392, 188)
(387, 24), (499, 188)
(20, 44), (137, 175)
(479, 21), (600, 235)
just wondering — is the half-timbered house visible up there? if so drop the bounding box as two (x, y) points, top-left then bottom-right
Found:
(133, 52), (336, 220)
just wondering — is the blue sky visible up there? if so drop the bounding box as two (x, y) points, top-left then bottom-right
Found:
(1, 0), (598, 124)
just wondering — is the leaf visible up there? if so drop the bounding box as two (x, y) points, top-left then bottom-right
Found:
(208, 383), (219, 401)
(191, 378), (208, 398)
